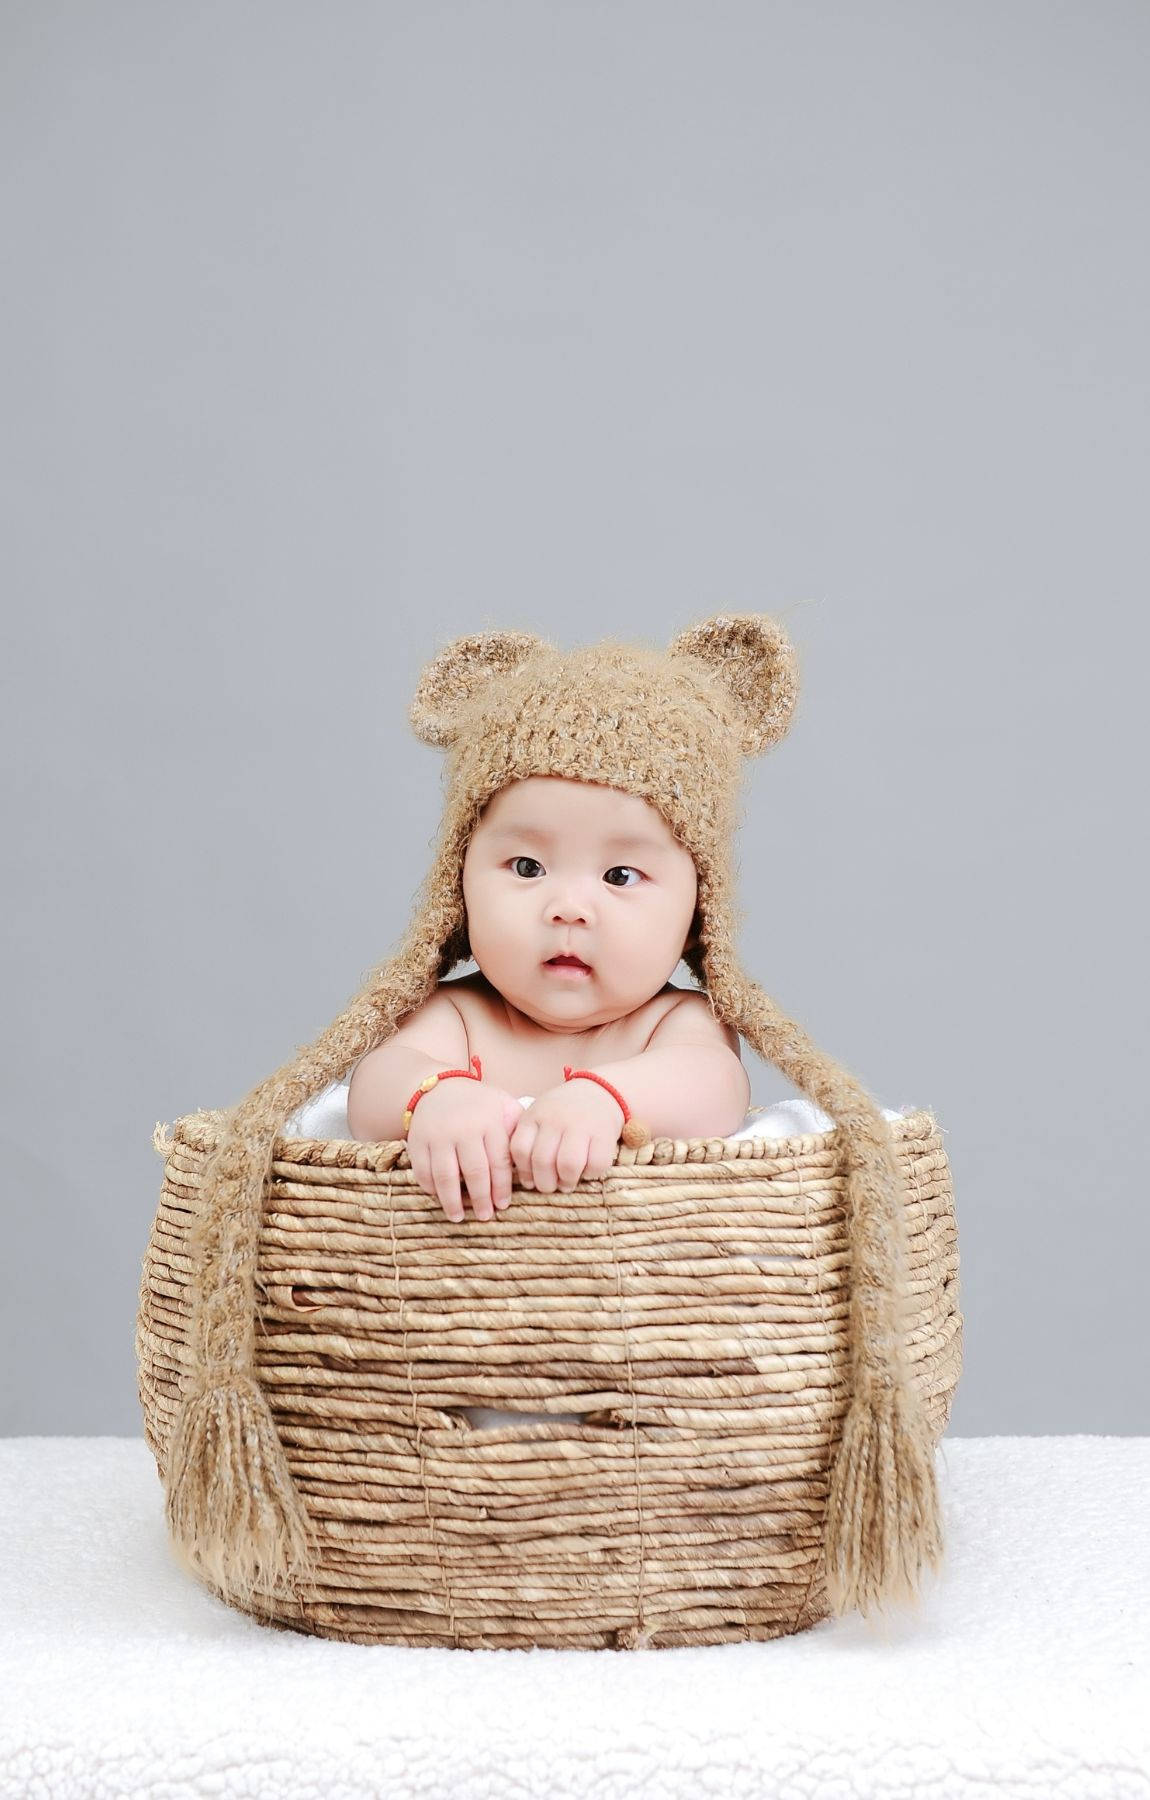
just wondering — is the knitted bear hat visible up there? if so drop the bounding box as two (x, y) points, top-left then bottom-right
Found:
(163, 613), (943, 1624)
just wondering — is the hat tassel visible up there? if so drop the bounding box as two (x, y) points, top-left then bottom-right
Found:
(164, 1370), (317, 1610)
(163, 1109), (323, 1609)
(705, 955), (946, 1619)
(822, 1368), (945, 1618)
(159, 960), (448, 1608)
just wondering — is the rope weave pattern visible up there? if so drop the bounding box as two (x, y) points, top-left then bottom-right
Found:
(139, 1106), (961, 1649)
(386, 1172), (460, 1648)
(602, 1181), (649, 1647)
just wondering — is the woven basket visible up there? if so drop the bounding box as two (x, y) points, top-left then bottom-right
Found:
(137, 1106), (962, 1650)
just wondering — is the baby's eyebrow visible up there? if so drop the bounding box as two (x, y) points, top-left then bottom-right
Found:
(486, 823), (666, 853)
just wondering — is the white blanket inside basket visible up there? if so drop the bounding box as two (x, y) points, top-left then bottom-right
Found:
(280, 1073), (912, 1434)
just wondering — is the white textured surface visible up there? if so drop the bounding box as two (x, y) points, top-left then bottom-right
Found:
(1, 1437), (1147, 1798)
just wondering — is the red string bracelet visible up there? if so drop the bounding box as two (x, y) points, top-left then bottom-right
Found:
(563, 1065), (652, 1148)
(402, 1053), (483, 1134)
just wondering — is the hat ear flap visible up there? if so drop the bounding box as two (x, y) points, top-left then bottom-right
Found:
(409, 629), (552, 748)
(668, 613), (799, 756)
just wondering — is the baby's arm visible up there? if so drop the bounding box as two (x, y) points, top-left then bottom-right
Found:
(346, 989), (473, 1141)
(347, 989), (526, 1220)
(569, 993), (750, 1140)
(508, 994), (749, 1194)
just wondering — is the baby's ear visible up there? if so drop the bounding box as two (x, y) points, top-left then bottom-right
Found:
(681, 905), (702, 953)
(668, 613), (799, 756)
(409, 630), (552, 748)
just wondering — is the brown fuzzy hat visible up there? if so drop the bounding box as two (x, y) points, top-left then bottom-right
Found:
(163, 613), (943, 1623)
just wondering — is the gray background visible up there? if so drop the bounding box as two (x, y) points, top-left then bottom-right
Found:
(3, 2), (1146, 1437)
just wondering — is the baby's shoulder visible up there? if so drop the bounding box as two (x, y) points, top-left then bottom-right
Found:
(646, 986), (740, 1053)
(437, 972), (503, 1044)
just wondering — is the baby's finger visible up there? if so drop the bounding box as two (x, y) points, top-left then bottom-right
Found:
(585, 1134), (619, 1183)
(530, 1126), (562, 1196)
(485, 1132), (514, 1210)
(430, 1146), (464, 1223)
(556, 1131), (591, 1193)
(510, 1119), (538, 1189)
(408, 1139), (433, 1202)
(457, 1142), (494, 1221)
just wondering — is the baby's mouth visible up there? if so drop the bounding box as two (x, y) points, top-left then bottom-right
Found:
(544, 954), (592, 973)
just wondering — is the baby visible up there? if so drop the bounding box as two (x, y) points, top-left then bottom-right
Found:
(347, 773), (750, 1221)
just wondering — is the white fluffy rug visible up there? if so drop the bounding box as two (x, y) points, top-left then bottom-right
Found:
(0, 1436), (1147, 1798)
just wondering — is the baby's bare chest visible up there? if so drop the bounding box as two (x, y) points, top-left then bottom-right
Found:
(447, 982), (682, 1097)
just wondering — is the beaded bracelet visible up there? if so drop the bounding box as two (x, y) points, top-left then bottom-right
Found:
(402, 1053), (483, 1134)
(562, 1065), (652, 1148)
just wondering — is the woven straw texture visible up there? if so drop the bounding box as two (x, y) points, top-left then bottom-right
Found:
(137, 1106), (962, 1650)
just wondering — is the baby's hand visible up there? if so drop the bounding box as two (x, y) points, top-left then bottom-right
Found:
(510, 1081), (625, 1195)
(405, 1079), (525, 1223)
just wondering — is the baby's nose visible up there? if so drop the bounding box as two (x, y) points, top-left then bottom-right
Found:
(549, 898), (592, 921)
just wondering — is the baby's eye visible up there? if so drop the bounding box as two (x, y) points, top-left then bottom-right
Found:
(511, 856), (544, 878)
(604, 865), (642, 888)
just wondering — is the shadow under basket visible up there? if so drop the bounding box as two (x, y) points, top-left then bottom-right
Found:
(137, 1109), (962, 1651)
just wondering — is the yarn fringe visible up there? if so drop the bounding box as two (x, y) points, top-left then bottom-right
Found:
(164, 1374), (317, 1610)
(822, 1379), (944, 1619)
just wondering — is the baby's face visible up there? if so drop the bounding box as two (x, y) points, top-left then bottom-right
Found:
(461, 776), (699, 1033)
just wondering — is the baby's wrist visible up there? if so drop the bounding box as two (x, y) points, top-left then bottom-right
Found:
(561, 1065), (653, 1147)
(561, 1071), (627, 1131)
(402, 1055), (484, 1132)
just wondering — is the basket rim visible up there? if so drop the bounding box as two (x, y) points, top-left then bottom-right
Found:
(155, 1105), (943, 1170)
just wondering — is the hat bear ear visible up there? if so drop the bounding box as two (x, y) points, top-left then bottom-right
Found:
(668, 613), (800, 756)
(409, 629), (552, 747)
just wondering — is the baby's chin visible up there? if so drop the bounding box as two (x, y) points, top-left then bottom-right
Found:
(503, 966), (671, 1022)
